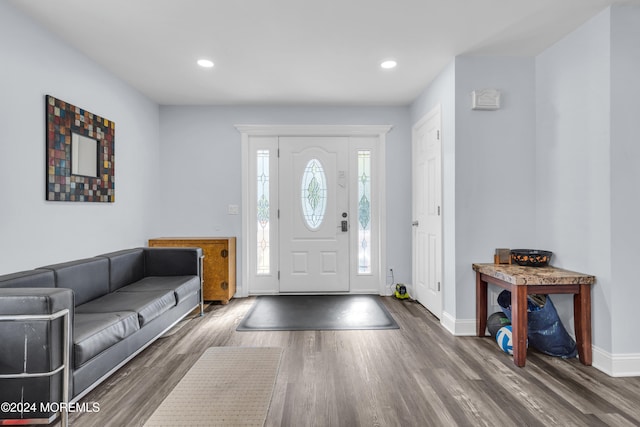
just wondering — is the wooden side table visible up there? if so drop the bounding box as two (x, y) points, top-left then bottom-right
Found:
(473, 263), (595, 367)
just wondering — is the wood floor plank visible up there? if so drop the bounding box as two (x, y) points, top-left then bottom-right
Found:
(46, 296), (640, 427)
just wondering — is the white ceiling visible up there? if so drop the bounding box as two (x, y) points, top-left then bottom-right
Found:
(9, 0), (636, 106)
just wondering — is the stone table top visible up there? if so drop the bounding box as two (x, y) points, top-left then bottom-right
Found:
(472, 263), (595, 286)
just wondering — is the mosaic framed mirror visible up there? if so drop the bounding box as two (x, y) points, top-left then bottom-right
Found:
(45, 95), (115, 202)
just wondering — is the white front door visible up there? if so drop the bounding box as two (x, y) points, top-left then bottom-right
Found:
(279, 136), (350, 292)
(240, 125), (389, 297)
(412, 107), (443, 318)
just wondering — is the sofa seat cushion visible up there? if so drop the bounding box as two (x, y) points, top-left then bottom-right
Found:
(75, 290), (176, 327)
(116, 276), (200, 305)
(73, 311), (139, 367)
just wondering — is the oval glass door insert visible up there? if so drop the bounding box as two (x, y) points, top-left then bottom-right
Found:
(301, 158), (327, 230)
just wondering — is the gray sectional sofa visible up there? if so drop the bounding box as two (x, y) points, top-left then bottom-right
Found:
(0, 247), (203, 425)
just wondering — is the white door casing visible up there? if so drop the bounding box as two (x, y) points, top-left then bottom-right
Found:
(279, 137), (349, 292)
(412, 107), (443, 318)
(238, 125), (391, 297)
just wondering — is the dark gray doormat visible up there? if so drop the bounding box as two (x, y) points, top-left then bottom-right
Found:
(237, 295), (399, 331)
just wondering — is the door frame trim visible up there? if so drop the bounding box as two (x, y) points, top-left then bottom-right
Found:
(237, 124), (392, 297)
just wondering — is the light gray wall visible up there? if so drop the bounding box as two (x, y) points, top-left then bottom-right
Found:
(535, 4), (640, 360)
(610, 5), (640, 355)
(454, 56), (537, 321)
(410, 57), (536, 325)
(4, 0), (639, 365)
(155, 105), (412, 293)
(535, 8), (613, 353)
(413, 4), (640, 367)
(0, 2), (160, 274)
(410, 61), (457, 317)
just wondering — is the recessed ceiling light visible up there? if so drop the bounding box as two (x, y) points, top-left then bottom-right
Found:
(197, 59), (214, 68)
(380, 59), (397, 69)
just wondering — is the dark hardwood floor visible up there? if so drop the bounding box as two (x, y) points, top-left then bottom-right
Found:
(58, 296), (640, 427)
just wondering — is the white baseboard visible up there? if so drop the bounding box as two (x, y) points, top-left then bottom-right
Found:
(440, 311), (456, 335)
(441, 316), (640, 377)
(440, 312), (477, 336)
(592, 346), (640, 377)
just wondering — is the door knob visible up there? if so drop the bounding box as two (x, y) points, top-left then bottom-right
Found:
(412, 221), (419, 227)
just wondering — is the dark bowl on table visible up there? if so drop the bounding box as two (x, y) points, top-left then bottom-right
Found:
(510, 249), (553, 267)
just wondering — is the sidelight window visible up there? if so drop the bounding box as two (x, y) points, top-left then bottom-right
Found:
(358, 150), (371, 274)
(257, 149), (270, 274)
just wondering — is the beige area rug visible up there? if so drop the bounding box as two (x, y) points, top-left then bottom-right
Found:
(144, 347), (283, 427)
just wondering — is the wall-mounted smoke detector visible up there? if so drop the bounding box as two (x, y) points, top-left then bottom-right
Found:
(471, 89), (501, 110)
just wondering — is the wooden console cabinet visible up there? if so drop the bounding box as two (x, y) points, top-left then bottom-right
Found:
(148, 237), (236, 303)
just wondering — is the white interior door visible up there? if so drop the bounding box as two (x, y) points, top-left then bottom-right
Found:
(412, 107), (443, 318)
(279, 136), (350, 292)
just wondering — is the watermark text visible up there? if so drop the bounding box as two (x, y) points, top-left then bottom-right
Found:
(1, 401), (100, 414)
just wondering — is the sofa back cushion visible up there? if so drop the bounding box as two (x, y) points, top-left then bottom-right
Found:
(38, 257), (109, 306)
(0, 269), (55, 289)
(143, 247), (202, 277)
(96, 248), (145, 292)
